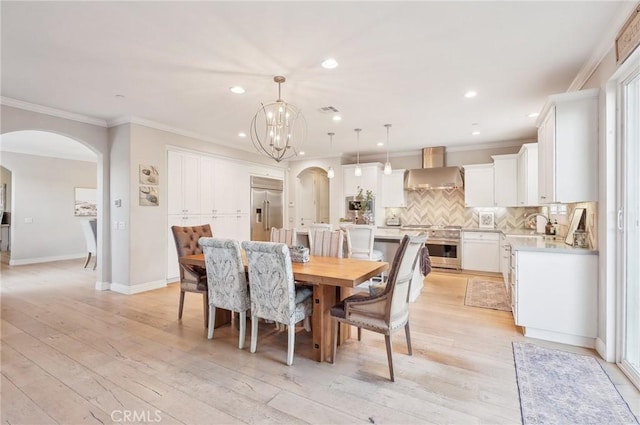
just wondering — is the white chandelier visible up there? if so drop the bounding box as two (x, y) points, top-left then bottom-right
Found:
(250, 76), (306, 162)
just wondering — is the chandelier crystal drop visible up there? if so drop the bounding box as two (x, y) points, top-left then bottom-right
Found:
(250, 76), (307, 163)
(384, 124), (393, 175)
(354, 128), (362, 177)
(327, 132), (335, 179)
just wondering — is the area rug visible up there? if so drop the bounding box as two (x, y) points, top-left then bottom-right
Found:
(464, 278), (511, 311)
(513, 342), (639, 425)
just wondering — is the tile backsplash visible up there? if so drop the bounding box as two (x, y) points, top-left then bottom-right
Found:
(384, 189), (598, 249)
(387, 189), (538, 229)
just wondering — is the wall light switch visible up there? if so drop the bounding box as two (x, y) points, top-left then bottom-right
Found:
(118, 221), (126, 230)
(114, 199), (122, 207)
(113, 221), (119, 230)
(24, 217), (33, 224)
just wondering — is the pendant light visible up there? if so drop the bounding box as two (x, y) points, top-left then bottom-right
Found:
(327, 132), (335, 179)
(249, 75), (306, 162)
(383, 124), (393, 175)
(354, 128), (362, 177)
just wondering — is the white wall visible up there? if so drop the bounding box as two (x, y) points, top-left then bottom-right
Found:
(1, 166), (12, 214)
(0, 105), (111, 287)
(0, 152), (96, 263)
(109, 124), (131, 289)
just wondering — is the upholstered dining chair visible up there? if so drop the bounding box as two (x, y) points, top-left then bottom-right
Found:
(80, 219), (97, 270)
(171, 224), (212, 328)
(270, 227), (297, 246)
(309, 229), (344, 258)
(198, 237), (251, 348)
(306, 223), (331, 249)
(330, 234), (426, 381)
(241, 241), (313, 366)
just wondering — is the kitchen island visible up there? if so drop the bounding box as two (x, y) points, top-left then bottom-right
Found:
(296, 226), (428, 302)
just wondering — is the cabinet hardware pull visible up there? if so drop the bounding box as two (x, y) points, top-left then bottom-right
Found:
(617, 208), (624, 231)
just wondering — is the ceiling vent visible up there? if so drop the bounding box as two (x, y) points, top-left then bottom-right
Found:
(318, 106), (340, 113)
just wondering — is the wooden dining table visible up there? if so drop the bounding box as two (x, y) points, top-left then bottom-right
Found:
(179, 253), (388, 362)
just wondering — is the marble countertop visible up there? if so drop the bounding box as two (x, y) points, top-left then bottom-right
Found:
(506, 235), (597, 255)
(296, 226), (424, 242)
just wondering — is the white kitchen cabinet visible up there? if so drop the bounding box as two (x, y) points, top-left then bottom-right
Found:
(517, 143), (539, 206)
(380, 169), (407, 207)
(462, 231), (500, 272)
(537, 88), (598, 204)
(512, 249), (598, 348)
(342, 163), (382, 197)
(201, 157), (250, 215)
(500, 233), (509, 283)
(463, 164), (494, 207)
(167, 150), (201, 215)
(492, 154), (518, 207)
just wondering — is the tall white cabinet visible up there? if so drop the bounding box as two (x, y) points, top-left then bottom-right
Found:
(537, 88), (598, 204)
(167, 149), (281, 281)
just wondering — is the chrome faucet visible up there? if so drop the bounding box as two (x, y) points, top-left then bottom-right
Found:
(525, 213), (549, 233)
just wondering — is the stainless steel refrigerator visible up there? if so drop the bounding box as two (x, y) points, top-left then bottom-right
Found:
(250, 176), (284, 241)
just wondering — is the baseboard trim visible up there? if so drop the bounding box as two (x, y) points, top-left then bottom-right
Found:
(595, 337), (612, 362)
(524, 327), (596, 349)
(9, 253), (85, 265)
(95, 281), (111, 291)
(110, 279), (166, 295)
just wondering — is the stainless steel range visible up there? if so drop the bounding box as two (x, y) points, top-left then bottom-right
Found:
(402, 224), (461, 270)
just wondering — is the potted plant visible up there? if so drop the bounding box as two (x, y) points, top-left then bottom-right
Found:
(355, 186), (374, 224)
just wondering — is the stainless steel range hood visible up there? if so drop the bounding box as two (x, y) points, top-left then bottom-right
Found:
(404, 147), (464, 190)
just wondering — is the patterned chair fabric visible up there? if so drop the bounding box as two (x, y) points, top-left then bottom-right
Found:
(330, 234), (427, 381)
(199, 237), (251, 348)
(241, 241), (313, 365)
(309, 229), (344, 258)
(171, 224), (213, 327)
(270, 227), (297, 246)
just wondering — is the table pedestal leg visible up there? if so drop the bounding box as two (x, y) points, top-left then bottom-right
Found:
(312, 285), (337, 362)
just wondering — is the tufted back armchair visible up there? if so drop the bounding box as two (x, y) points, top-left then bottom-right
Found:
(171, 224), (213, 327)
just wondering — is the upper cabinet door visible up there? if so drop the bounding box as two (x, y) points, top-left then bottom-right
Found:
(492, 154), (518, 207)
(537, 88), (598, 203)
(342, 163), (381, 197)
(380, 169), (407, 207)
(463, 163), (494, 207)
(517, 143), (539, 206)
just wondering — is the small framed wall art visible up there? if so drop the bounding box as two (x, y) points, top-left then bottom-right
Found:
(479, 211), (495, 229)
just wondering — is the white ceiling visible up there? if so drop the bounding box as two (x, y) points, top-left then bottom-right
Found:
(0, 1), (633, 161)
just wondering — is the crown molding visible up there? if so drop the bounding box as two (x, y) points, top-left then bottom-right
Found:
(0, 97), (107, 127)
(108, 115), (229, 146)
(440, 139), (535, 153)
(567, 2), (640, 92)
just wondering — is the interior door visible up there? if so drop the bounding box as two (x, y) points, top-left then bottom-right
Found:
(620, 69), (640, 389)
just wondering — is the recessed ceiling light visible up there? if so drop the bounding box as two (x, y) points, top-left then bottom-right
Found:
(238, 132), (247, 138)
(464, 91), (478, 98)
(299, 151), (306, 156)
(321, 58), (339, 69)
(527, 112), (540, 118)
(230, 86), (245, 94)
(332, 115), (342, 122)
(472, 131), (481, 136)
(377, 142), (384, 147)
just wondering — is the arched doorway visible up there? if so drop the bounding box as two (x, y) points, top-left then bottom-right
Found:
(296, 167), (330, 227)
(0, 130), (102, 278)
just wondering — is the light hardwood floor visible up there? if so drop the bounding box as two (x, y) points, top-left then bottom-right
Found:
(1, 259), (639, 424)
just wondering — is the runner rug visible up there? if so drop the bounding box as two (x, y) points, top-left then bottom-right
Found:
(513, 342), (638, 424)
(464, 278), (511, 311)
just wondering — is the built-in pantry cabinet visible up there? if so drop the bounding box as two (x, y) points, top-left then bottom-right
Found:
(537, 88), (598, 204)
(167, 149), (283, 280)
